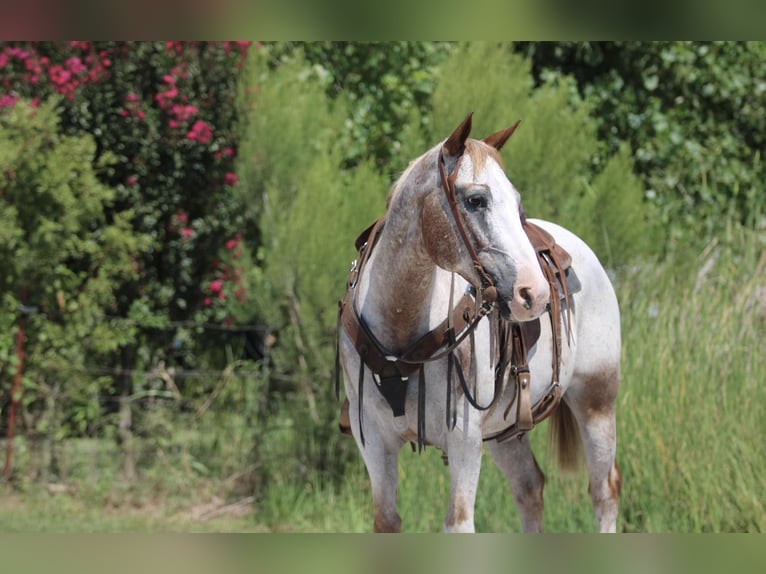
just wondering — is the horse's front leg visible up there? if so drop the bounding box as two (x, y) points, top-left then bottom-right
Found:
(366, 444), (402, 533)
(346, 388), (403, 532)
(355, 432), (402, 532)
(443, 424), (484, 532)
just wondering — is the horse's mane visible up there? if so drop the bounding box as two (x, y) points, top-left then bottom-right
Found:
(385, 139), (505, 209)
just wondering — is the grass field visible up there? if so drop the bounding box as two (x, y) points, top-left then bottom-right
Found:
(2, 232), (764, 533)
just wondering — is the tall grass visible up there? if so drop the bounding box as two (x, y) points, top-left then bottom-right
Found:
(612, 228), (766, 532)
(3, 229), (763, 533)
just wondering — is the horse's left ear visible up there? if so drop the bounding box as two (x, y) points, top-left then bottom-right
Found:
(482, 119), (521, 151)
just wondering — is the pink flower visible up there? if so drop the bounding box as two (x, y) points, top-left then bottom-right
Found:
(168, 119), (180, 129)
(125, 93), (139, 102)
(181, 227), (193, 239)
(119, 109), (130, 117)
(225, 238), (238, 250)
(7, 48), (29, 60)
(174, 210), (189, 225)
(223, 147), (234, 157)
(224, 172), (238, 187)
(186, 120), (213, 144)
(126, 176), (138, 186)
(0, 93), (18, 108)
(66, 57), (87, 75)
(136, 110), (145, 120)
(209, 279), (223, 294)
(0, 53), (7, 68)
(171, 103), (198, 122)
(49, 65), (71, 86)
(163, 74), (176, 85)
(203, 297), (212, 307)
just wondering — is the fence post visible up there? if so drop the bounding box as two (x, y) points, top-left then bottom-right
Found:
(3, 287), (29, 482)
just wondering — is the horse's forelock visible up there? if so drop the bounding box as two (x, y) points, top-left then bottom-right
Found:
(464, 139), (505, 173)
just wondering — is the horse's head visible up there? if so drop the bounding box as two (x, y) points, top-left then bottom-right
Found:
(419, 114), (549, 322)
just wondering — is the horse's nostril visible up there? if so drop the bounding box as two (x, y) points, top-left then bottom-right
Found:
(519, 287), (533, 310)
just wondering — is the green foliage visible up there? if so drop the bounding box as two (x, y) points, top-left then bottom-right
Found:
(237, 50), (392, 488)
(1, 42), (252, 372)
(516, 41), (766, 244)
(0, 100), (145, 439)
(268, 42), (452, 175)
(431, 43), (651, 266)
(614, 228), (766, 532)
(584, 144), (655, 267)
(1, 42), (258, 484)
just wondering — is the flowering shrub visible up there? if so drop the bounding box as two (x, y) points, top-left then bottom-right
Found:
(1, 41), (254, 372)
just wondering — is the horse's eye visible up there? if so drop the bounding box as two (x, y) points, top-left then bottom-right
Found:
(465, 193), (488, 210)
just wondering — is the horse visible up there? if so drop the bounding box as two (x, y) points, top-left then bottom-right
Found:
(337, 114), (621, 533)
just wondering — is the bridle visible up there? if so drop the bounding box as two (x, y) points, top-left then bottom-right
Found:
(437, 147), (499, 305)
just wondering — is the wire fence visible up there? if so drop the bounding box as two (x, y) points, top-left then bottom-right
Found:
(0, 317), (290, 481)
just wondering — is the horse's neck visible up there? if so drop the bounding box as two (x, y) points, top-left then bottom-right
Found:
(357, 219), (447, 354)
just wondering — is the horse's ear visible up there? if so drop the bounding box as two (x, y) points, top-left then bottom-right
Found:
(444, 113), (473, 156)
(482, 120), (521, 151)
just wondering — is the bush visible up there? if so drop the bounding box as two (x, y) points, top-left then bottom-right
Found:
(516, 41), (766, 245)
(0, 99), (143, 461)
(1, 42), (257, 482)
(1, 42), (253, 370)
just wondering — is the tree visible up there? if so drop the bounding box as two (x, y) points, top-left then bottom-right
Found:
(515, 41), (766, 243)
(1, 41), (254, 479)
(1, 99), (145, 479)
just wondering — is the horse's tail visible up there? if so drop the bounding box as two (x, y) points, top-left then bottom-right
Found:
(548, 399), (582, 473)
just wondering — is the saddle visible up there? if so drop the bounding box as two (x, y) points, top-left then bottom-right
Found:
(484, 219), (578, 442)
(337, 217), (577, 445)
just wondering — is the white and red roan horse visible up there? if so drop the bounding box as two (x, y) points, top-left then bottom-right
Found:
(336, 115), (621, 532)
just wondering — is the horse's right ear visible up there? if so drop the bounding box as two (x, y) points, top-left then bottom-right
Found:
(444, 113), (473, 155)
(439, 112), (473, 174)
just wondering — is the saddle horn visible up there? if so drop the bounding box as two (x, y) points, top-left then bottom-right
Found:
(482, 119), (521, 151)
